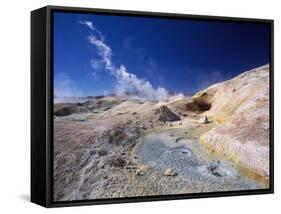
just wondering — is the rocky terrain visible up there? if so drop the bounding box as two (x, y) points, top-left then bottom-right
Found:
(53, 64), (270, 201)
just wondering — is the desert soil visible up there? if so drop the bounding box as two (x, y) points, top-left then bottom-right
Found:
(53, 64), (270, 201)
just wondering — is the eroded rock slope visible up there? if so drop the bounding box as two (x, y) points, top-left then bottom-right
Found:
(195, 64), (270, 180)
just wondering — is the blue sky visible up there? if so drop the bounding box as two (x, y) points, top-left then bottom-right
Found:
(54, 12), (270, 98)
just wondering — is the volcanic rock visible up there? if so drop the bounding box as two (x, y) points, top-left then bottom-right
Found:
(54, 104), (80, 116)
(199, 64), (270, 177)
(135, 165), (149, 176)
(164, 168), (177, 176)
(156, 105), (181, 122)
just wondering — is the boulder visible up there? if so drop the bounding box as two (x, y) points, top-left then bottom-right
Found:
(198, 116), (209, 124)
(97, 149), (108, 156)
(54, 104), (80, 116)
(156, 105), (181, 122)
(164, 168), (177, 176)
(105, 155), (127, 168)
(136, 165), (149, 176)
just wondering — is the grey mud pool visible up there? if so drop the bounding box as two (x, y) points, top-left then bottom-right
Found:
(137, 129), (262, 191)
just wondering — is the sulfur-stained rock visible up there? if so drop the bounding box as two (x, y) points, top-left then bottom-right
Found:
(198, 64), (270, 178)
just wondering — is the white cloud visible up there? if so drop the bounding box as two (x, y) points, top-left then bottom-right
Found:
(80, 20), (105, 41)
(198, 70), (227, 90)
(79, 20), (94, 31)
(90, 59), (103, 76)
(115, 65), (168, 101)
(90, 59), (102, 69)
(80, 20), (169, 101)
(54, 73), (83, 98)
(156, 86), (169, 101)
(88, 35), (114, 72)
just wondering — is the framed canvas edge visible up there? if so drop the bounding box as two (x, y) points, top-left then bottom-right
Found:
(40, 5), (274, 208)
(46, 5), (274, 23)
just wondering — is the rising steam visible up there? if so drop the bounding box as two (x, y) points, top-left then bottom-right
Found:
(80, 20), (169, 101)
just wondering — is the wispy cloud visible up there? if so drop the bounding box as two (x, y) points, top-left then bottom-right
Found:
(197, 70), (229, 90)
(88, 35), (114, 72)
(115, 65), (169, 101)
(80, 20), (94, 30)
(122, 37), (145, 62)
(54, 72), (83, 98)
(90, 58), (103, 75)
(80, 20), (169, 101)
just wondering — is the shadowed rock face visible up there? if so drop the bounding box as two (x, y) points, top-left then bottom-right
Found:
(84, 99), (123, 111)
(192, 93), (212, 111)
(54, 104), (81, 116)
(156, 105), (181, 122)
(166, 93), (211, 113)
(197, 64), (270, 178)
(54, 97), (124, 116)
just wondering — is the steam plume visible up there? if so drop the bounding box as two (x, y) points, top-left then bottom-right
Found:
(80, 20), (169, 101)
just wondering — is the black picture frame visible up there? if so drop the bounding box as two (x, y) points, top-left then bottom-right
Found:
(31, 5), (274, 208)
